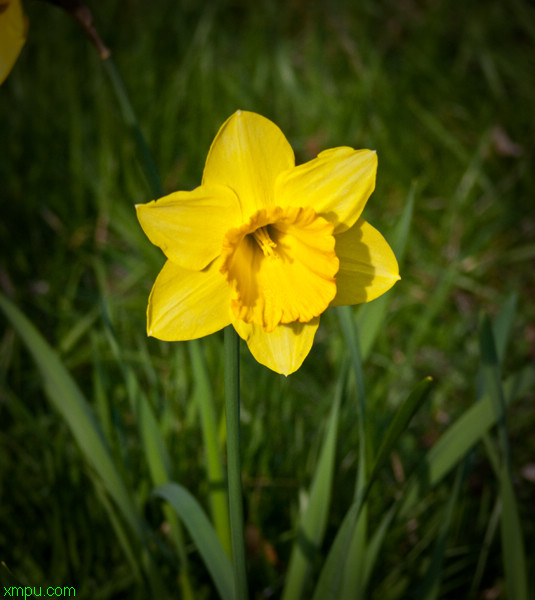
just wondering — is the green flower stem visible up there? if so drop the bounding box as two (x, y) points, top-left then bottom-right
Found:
(224, 326), (249, 600)
(102, 57), (163, 199)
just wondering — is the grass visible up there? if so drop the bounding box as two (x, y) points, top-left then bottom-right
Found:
(1, 0), (534, 598)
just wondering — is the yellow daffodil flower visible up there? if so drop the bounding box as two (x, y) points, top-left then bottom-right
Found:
(0, 0), (27, 84)
(137, 111), (400, 375)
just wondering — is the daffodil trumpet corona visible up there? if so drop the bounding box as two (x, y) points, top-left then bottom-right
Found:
(137, 110), (400, 375)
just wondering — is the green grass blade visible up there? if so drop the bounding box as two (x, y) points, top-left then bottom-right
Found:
(336, 307), (369, 600)
(98, 303), (195, 593)
(413, 462), (466, 600)
(0, 293), (172, 596)
(498, 464), (528, 600)
(99, 297), (174, 486)
(370, 376), (433, 482)
(132, 375), (196, 598)
(336, 306), (368, 500)
(339, 377), (433, 600)
(490, 292), (518, 365)
(357, 183), (416, 361)
(479, 315), (528, 600)
(102, 57), (163, 198)
(311, 501), (361, 600)
(0, 293), (144, 543)
(479, 315), (511, 467)
(339, 498), (367, 600)
(92, 477), (143, 583)
(189, 339), (231, 557)
(399, 365), (534, 517)
(313, 377), (432, 600)
(337, 306), (366, 420)
(406, 266), (459, 360)
(281, 364), (344, 600)
(153, 482), (235, 600)
(361, 503), (397, 592)
(469, 498), (502, 598)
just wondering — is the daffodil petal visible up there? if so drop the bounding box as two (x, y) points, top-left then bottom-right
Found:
(331, 218), (400, 306)
(202, 110), (295, 218)
(0, 0), (28, 84)
(233, 317), (320, 376)
(136, 185), (240, 271)
(276, 147), (377, 233)
(147, 258), (231, 340)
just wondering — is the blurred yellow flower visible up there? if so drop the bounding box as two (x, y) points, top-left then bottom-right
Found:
(137, 111), (399, 375)
(0, 0), (27, 84)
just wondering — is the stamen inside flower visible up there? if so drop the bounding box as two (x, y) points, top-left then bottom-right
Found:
(252, 226), (277, 257)
(220, 206), (339, 332)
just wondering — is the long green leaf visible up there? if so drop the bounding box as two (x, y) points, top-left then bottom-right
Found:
(399, 364), (534, 517)
(153, 482), (235, 600)
(480, 315), (528, 600)
(413, 462), (466, 600)
(337, 307), (368, 600)
(498, 465), (528, 600)
(0, 293), (144, 542)
(361, 503), (397, 592)
(189, 339), (231, 557)
(490, 292), (518, 365)
(98, 301), (195, 598)
(311, 501), (360, 600)
(282, 364), (344, 600)
(0, 293), (172, 596)
(313, 377), (432, 600)
(370, 377), (433, 482)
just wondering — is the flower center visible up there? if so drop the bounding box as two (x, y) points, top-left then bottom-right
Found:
(220, 206), (339, 332)
(252, 225), (277, 257)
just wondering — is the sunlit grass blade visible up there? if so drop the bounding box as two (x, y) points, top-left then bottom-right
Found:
(153, 482), (235, 600)
(479, 315), (528, 600)
(357, 183), (416, 360)
(189, 339), (231, 557)
(281, 362), (345, 600)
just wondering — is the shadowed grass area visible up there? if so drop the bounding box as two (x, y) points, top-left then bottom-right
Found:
(1, 0), (534, 598)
